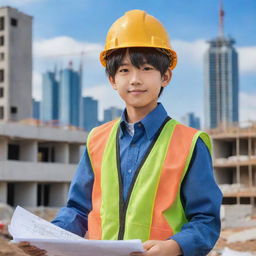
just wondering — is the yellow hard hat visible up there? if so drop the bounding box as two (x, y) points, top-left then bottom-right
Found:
(100, 10), (177, 70)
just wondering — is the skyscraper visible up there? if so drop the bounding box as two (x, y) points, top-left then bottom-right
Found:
(40, 71), (59, 122)
(82, 96), (98, 132)
(32, 98), (40, 120)
(204, 2), (239, 129)
(182, 112), (201, 130)
(103, 106), (123, 123)
(59, 62), (81, 127)
(0, 7), (32, 122)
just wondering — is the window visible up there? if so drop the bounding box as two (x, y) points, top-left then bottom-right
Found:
(10, 106), (17, 114)
(11, 18), (18, 27)
(0, 87), (3, 97)
(0, 106), (3, 119)
(0, 69), (4, 82)
(0, 17), (4, 31)
(8, 144), (20, 160)
(0, 36), (4, 46)
(37, 184), (50, 206)
(7, 183), (15, 206)
(0, 53), (4, 61)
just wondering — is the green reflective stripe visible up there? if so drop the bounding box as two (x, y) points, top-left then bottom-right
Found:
(101, 120), (120, 240)
(124, 119), (178, 241)
(164, 130), (212, 234)
(199, 132), (212, 155)
(86, 128), (96, 171)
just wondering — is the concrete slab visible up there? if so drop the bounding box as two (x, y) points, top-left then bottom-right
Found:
(222, 247), (253, 256)
(227, 228), (256, 243)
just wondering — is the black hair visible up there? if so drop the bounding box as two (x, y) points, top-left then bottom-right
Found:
(105, 47), (171, 97)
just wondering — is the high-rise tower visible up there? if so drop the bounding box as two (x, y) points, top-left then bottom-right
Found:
(204, 1), (239, 129)
(59, 62), (81, 127)
(0, 7), (32, 122)
(40, 71), (59, 122)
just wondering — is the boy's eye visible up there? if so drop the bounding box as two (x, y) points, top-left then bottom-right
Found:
(119, 68), (129, 73)
(143, 66), (154, 71)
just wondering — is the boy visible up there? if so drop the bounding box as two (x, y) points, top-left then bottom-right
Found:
(19, 10), (222, 256)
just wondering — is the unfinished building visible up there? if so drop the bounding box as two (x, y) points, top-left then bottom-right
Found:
(209, 124), (256, 207)
(0, 121), (87, 207)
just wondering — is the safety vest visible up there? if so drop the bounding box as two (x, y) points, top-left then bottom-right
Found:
(86, 117), (212, 242)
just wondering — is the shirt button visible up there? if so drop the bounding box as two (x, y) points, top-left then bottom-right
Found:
(138, 123), (142, 127)
(128, 169), (132, 173)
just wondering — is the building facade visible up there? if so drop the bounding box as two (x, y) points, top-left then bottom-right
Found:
(32, 99), (40, 120)
(0, 122), (87, 207)
(204, 36), (239, 129)
(40, 71), (59, 122)
(0, 7), (32, 122)
(59, 63), (81, 127)
(103, 106), (122, 123)
(81, 96), (98, 132)
(181, 112), (201, 130)
(209, 125), (256, 208)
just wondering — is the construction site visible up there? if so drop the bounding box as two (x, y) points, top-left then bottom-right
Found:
(210, 123), (256, 209)
(1, 2), (256, 256)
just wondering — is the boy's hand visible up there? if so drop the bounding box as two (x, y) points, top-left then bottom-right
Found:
(130, 239), (182, 256)
(17, 242), (46, 256)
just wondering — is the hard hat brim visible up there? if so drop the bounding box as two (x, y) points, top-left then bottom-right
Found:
(100, 46), (177, 70)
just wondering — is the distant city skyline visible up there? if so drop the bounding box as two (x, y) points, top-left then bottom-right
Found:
(0, 0), (253, 127)
(0, 1), (255, 128)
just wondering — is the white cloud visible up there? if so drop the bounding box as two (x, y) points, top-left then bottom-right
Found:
(33, 36), (102, 59)
(240, 92), (256, 123)
(237, 46), (256, 73)
(83, 84), (124, 120)
(172, 39), (208, 66)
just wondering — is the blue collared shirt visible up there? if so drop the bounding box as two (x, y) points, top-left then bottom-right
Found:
(52, 103), (222, 256)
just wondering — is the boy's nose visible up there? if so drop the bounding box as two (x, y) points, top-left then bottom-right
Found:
(129, 71), (142, 85)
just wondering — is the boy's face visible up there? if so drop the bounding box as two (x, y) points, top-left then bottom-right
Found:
(108, 52), (172, 112)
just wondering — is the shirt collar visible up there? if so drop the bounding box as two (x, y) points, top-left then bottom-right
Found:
(119, 103), (168, 140)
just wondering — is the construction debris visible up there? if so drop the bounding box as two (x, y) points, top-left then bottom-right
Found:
(227, 228), (256, 243)
(221, 205), (256, 228)
(221, 247), (253, 256)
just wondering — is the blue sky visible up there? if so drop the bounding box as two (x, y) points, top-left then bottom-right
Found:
(1, 0), (256, 125)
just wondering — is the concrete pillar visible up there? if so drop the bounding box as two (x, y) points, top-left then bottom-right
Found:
(49, 183), (69, 207)
(249, 137), (252, 158)
(14, 182), (37, 207)
(0, 137), (8, 160)
(54, 143), (68, 163)
(236, 166), (240, 184)
(20, 140), (37, 162)
(69, 144), (80, 164)
(0, 182), (7, 203)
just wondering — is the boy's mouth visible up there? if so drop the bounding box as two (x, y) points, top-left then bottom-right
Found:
(128, 90), (147, 95)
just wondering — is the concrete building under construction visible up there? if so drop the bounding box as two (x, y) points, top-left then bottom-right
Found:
(209, 123), (256, 208)
(0, 121), (87, 207)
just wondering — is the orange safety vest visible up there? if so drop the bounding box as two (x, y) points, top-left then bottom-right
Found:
(86, 118), (211, 241)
